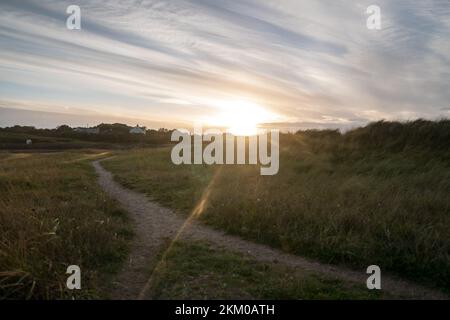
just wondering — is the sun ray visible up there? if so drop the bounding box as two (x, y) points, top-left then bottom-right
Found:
(137, 167), (222, 299)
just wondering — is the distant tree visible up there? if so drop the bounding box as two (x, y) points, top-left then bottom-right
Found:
(97, 123), (130, 135)
(10, 125), (36, 133)
(56, 125), (72, 133)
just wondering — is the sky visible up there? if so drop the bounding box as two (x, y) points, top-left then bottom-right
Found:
(0, 0), (449, 131)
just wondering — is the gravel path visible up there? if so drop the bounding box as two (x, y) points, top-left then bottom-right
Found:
(93, 160), (447, 300)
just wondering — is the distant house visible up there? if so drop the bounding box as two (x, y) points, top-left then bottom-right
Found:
(130, 125), (146, 135)
(74, 127), (100, 134)
(26, 139), (32, 145)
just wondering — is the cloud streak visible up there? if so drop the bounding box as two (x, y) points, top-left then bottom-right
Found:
(0, 0), (449, 129)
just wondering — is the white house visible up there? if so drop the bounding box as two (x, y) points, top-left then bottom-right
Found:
(130, 125), (146, 134)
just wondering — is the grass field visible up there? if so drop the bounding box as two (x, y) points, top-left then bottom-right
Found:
(0, 151), (391, 300)
(149, 240), (388, 299)
(0, 150), (390, 300)
(1, 120), (448, 299)
(0, 132), (114, 150)
(103, 120), (450, 291)
(0, 151), (132, 299)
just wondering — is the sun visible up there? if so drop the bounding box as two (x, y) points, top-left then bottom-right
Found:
(207, 99), (276, 136)
(228, 119), (259, 136)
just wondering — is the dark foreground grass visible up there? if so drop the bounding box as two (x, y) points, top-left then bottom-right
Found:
(104, 120), (450, 291)
(150, 240), (388, 299)
(0, 151), (132, 299)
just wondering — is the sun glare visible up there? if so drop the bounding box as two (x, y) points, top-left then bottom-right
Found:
(207, 100), (276, 136)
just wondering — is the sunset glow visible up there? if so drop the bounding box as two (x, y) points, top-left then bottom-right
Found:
(0, 1), (449, 130)
(206, 100), (278, 136)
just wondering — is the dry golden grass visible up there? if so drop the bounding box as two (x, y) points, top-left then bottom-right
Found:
(104, 121), (450, 291)
(0, 151), (132, 299)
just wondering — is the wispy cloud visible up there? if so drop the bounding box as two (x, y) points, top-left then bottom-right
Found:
(0, 0), (449, 129)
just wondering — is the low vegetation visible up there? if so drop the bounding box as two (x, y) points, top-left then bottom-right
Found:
(150, 240), (387, 299)
(0, 151), (132, 299)
(0, 124), (173, 150)
(103, 120), (450, 291)
(1, 119), (448, 299)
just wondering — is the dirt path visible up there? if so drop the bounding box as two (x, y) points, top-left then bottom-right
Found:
(93, 160), (447, 300)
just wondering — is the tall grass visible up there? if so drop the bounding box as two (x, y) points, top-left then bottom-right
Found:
(0, 152), (132, 299)
(104, 120), (450, 290)
(151, 240), (387, 299)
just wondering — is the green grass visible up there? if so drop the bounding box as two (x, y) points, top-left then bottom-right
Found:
(0, 151), (132, 299)
(150, 240), (388, 299)
(0, 132), (108, 150)
(0, 131), (93, 145)
(103, 121), (450, 292)
(0, 132), (73, 144)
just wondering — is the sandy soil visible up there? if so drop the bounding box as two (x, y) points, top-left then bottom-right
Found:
(93, 160), (448, 300)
